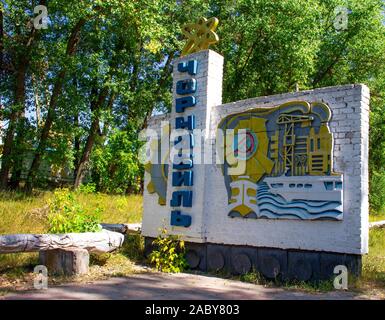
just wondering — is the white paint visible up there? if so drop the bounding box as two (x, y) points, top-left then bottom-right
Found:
(142, 49), (369, 255)
(264, 174), (343, 203)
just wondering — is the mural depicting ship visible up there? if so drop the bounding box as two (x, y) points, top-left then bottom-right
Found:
(219, 101), (344, 221)
(264, 174), (343, 203)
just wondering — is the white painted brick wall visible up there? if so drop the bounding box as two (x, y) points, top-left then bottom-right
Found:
(142, 50), (224, 243)
(206, 84), (369, 255)
(142, 49), (369, 255)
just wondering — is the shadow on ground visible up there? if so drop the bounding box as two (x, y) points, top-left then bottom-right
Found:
(1, 271), (369, 300)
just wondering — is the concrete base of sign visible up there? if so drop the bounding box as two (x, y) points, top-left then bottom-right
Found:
(39, 248), (90, 276)
(144, 237), (361, 282)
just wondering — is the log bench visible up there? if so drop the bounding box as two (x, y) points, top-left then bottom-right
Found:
(100, 223), (141, 234)
(0, 229), (125, 276)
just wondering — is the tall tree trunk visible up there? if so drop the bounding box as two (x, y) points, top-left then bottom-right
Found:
(0, 61), (27, 189)
(10, 73), (41, 188)
(74, 87), (109, 188)
(0, 7), (4, 70)
(73, 113), (80, 176)
(24, 18), (86, 193)
(0, 0), (46, 189)
(32, 74), (42, 126)
(9, 117), (27, 190)
(72, 77), (80, 179)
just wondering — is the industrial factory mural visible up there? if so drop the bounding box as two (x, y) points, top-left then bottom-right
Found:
(218, 101), (343, 221)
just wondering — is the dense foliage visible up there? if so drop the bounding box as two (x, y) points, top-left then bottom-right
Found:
(47, 188), (102, 233)
(0, 0), (384, 211)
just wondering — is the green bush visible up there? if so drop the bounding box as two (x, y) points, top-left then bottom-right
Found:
(47, 189), (102, 234)
(149, 227), (188, 273)
(77, 183), (97, 194)
(369, 171), (385, 215)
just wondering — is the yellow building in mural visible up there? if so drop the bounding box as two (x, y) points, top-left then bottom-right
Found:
(270, 119), (333, 177)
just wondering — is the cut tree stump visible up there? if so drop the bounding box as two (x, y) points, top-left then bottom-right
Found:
(39, 248), (89, 276)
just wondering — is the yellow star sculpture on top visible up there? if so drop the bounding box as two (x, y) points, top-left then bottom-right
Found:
(181, 17), (219, 56)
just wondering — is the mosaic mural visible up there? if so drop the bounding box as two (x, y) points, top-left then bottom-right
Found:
(218, 101), (343, 221)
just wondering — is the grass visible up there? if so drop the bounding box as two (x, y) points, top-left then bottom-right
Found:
(369, 214), (385, 222)
(75, 192), (143, 224)
(1, 190), (385, 297)
(0, 190), (143, 277)
(0, 234), (147, 294)
(0, 190), (50, 234)
(369, 204), (385, 222)
(0, 190), (143, 235)
(359, 228), (385, 292)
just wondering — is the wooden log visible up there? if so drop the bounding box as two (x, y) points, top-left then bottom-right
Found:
(100, 223), (141, 234)
(100, 223), (127, 234)
(0, 230), (124, 254)
(369, 220), (385, 229)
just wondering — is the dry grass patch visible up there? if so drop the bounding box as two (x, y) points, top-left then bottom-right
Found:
(0, 190), (143, 276)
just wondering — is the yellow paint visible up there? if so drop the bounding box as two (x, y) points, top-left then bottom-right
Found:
(229, 182), (257, 216)
(229, 187), (239, 203)
(307, 124), (333, 175)
(145, 123), (170, 206)
(220, 100), (335, 178)
(181, 17), (219, 56)
(146, 180), (155, 193)
(278, 113), (313, 175)
(219, 100), (338, 217)
(226, 117), (274, 183)
(232, 205), (254, 216)
(158, 197), (166, 206)
(247, 188), (257, 197)
(217, 101), (311, 132)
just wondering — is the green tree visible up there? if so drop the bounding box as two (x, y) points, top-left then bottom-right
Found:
(0, 0), (384, 203)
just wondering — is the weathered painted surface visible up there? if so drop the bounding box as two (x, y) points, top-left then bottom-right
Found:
(0, 230), (124, 254)
(142, 49), (369, 280)
(39, 248), (90, 276)
(205, 83), (369, 255)
(219, 101), (343, 220)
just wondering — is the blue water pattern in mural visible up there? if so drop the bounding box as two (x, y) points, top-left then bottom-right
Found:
(241, 182), (342, 220)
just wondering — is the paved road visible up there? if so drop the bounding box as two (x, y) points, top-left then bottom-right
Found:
(1, 272), (369, 300)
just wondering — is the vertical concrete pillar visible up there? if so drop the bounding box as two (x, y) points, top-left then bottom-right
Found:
(166, 50), (224, 242)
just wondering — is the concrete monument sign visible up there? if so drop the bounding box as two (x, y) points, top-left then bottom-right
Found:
(142, 18), (369, 281)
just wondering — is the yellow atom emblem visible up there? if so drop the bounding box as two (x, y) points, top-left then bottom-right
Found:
(181, 17), (219, 56)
